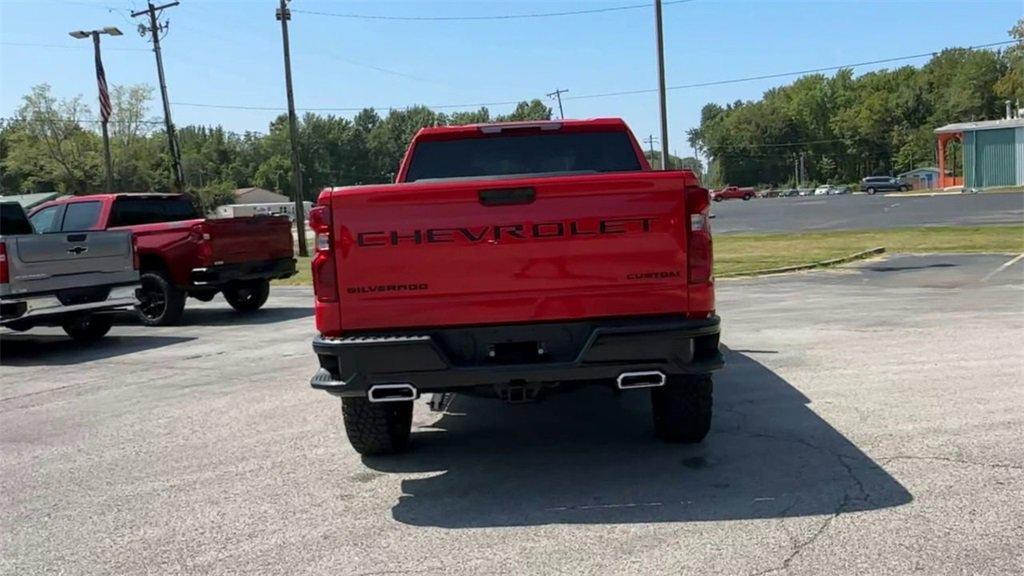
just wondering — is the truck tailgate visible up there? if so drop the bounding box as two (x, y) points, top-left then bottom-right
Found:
(4, 230), (137, 295)
(205, 216), (294, 264)
(329, 171), (691, 331)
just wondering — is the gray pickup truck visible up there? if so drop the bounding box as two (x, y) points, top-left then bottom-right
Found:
(1, 202), (140, 341)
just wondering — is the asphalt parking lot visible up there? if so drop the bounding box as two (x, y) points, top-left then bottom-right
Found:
(711, 192), (1024, 234)
(2, 253), (1022, 576)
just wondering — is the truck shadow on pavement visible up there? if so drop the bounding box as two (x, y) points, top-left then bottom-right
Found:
(364, 348), (912, 527)
(112, 306), (313, 327)
(0, 334), (194, 367)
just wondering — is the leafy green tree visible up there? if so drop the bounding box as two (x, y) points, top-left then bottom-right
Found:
(994, 18), (1024, 103)
(496, 100), (552, 122)
(4, 85), (102, 194)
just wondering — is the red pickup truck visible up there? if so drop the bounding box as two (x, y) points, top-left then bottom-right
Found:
(712, 185), (756, 201)
(29, 194), (296, 325)
(308, 118), (722, 455)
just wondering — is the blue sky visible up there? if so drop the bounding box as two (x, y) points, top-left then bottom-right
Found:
(1, 0), (1021, 157)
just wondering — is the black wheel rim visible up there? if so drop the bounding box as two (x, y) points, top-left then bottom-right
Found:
(138, 278), (166, 319)
(234, 287), (256, 304)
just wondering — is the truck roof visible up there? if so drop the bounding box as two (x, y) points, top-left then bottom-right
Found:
(39, 193), (184, 205)
(413, 118), (631, 141)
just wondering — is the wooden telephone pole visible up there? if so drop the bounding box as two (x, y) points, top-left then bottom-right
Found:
(132, 1), (185, 194)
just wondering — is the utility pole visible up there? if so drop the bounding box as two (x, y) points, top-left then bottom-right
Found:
(799, 152), (806, 186)
(70, 27), (121, 192)
(644, 134), (659, 167)
(653, 0), (670, 170)
(277, 0), (308, 257)
(132, 1), (185, 194)
(546, 88), (568, 119)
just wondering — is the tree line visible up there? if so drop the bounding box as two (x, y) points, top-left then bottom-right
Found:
(0, 87), (554, 207)
(1, 20), (1019, 200)
(689, 21), (1023, 188)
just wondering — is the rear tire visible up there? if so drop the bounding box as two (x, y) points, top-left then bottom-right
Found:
(898, 185), (909, 192)
(341, 397), (413, 455)
(867, 187), (876, 195)
(713, 196), (723, 202)
(136, 271), (186, 326)
(61, 314), (113, 342)
(223, 279), (270, 312)
(651, 375), (713, 443)
(743, 194), (752, 201)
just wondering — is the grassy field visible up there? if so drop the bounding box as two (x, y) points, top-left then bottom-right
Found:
(276, 225), (1024, 285)
(716, 225), (1023, 277)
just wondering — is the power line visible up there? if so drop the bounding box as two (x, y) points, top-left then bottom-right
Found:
(171, 100), (523, 112)
(564, 40), (1019, 101)
(0, 41), (149, 52)
(166, 40), (1015, 114)
(2, 116), (166, 125)
(291, 0), (696, 22)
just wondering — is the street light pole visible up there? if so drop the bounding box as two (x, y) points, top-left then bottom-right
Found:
(70, 26), (121, 191)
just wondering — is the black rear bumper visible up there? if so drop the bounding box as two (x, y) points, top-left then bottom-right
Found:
(311, 315), (723, 397)
(190, 257), (296, 287)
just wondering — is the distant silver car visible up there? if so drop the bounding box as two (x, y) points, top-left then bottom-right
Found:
(814, 185), (831, 196)
(830, 185), (852, 195)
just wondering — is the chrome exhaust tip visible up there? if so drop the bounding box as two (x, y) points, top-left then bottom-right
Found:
(616, 371), (666, 390)
(367, 383), (418, 403)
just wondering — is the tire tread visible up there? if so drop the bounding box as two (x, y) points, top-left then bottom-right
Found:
(341, 397), (413, 455)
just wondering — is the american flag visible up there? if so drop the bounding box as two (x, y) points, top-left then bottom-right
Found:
(95, 42), (111, 122)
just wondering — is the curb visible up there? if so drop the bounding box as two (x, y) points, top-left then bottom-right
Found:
(720, 246), (886, 278)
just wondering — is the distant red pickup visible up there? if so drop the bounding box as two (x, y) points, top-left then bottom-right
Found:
(30, 194), (296, 325)
(712, 186), (756, 201)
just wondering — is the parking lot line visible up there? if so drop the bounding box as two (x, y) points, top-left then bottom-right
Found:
(981, 253), (1024, 282)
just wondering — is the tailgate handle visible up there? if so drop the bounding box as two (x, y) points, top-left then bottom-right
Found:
(66, 233), (87, 242)
(479, 187), (535, 207)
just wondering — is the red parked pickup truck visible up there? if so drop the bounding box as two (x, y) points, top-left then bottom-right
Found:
(308, 118), (723, 455)
(712, 185), (756, 201)
(30, 194), (296, 325)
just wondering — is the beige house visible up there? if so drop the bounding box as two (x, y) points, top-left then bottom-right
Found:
(232, 187), (290, 204)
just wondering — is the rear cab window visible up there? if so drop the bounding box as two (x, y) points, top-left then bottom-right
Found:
(29, 205), (64, 233)
(61, 201), (102, 231)
(1, 202), (34, 235)
(404, 130), (642, 182)
(109, 196), (200, 227)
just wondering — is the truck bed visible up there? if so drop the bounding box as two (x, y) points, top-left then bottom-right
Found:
(321, 170), (699, 331)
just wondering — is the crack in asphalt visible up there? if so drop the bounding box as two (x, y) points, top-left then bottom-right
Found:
(716, 410), (872, 576)
(879, 454), (1023, 471)
(724, 412), (1022, 575)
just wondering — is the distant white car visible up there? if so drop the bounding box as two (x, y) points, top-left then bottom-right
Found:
(814, 185), (832, 196)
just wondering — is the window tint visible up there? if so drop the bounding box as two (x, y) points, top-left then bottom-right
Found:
(109, 196), (199, 227)
(29, 205), (62, 233)
(61, 201), (102, 231)
(404, 131), (643, 182)
(1, 202), (34, 235)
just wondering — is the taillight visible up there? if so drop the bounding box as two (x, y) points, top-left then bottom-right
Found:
(686, 187), (713, 284)
(0, 242), (9, 285)
(131, 235), (140, 270)
(308, 205), (338, 302)
(191, 223), (213, 264)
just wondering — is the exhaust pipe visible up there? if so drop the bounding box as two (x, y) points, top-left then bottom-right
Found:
(367, 383), (418, 403)
(616, 370), (666, 390)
